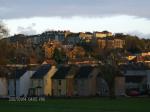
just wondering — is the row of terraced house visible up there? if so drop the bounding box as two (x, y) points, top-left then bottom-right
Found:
(0, 64), (126, 97)
(1, 63), (150, 97)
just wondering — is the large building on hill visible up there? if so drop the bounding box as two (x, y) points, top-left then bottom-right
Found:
(97, 37), (125, 49)
(93, 31), (112, 38)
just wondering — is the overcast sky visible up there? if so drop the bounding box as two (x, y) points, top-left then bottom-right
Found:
(1, 0), (150, 38)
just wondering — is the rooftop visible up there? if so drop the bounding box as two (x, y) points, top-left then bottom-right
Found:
(52, 66), (71, 79)
(31, 64), (51, 79)
(75, 66), (94, 78)
(9, 68), (27, 79)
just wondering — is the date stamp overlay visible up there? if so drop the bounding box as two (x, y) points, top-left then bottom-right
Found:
(8, 97), (46, 102)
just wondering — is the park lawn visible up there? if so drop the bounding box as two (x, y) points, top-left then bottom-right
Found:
(0, 97), (150, 112)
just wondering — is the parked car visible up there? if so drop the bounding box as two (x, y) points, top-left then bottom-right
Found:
(127, 90), (140, 96)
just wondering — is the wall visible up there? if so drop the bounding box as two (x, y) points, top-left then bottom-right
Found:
(8, 79), (15, 96)
(77, 79), (89, 96)
(19, 71), (35, 96)
(16, 80), (20, 97)
(44, 66), (57, 96)
(32, 79), (44, 96)
(52, 79), (67, 96)
(96, 77), (109, 96)
(146, 70), (150, 90)
(0, 77), (8, 96)
(66, 78), (74, 96)
(89, 68), (99, 96)
(115, 76), (125, 96)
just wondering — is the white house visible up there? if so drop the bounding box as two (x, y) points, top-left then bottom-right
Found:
(146, 70), (150, 91)
(124, 70), (150, 92)
(8, 69), (35, 97)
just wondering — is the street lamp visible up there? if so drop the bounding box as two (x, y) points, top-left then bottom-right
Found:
(14, 57), (17, 97)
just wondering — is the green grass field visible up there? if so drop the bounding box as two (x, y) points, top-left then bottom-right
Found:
(0, 97), (150, 112)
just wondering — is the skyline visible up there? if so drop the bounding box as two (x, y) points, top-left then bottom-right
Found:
(1, 0), (150, 38)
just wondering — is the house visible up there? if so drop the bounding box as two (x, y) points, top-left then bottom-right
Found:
(124, 70), (148, 93)
(126, 55), (136, 61)
(105, 38), (115, 49)
(130, 56), (144, 63)
(97, 37), (125, 49)
(114, 38), (125, 48)
(141, 52), (150, 56)
(147, 71), (150, 91)
(42, 59), (56, 66)
(68, 58), (99, 65)
(93, 31), (112, 38)
(75, 66), (99, 96)
(114, 74), (125, 96)
(66, 66), (79, 96)
(52, 65), (79, 97)
(52, 66), (71, 96)
(96, 73), (109, 96)
(41, 31), (65, 42)
(0, 76), (7, 97)
(97, 39), (106, 49)
(96, 71), (125, 96)
(30, 64), (57, 96)
(8, 68), (27, 97)
(79, 32), (93, 43)
(0, 67), (12, 97)
(65, 33), (81, 45)
(0, 71), (8, 97)
(18, 70), (35, 97)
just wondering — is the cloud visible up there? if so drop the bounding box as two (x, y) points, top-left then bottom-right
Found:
(0, 0), (150, 19)
(126, 31), (150, 39)
(3, 15), (150, 38)
(17, 23), (36, 35)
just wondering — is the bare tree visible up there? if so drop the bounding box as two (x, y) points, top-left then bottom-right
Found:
(0, 21), (8, 39)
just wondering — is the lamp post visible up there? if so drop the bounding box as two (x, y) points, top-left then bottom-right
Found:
(14, 57), (17, 97)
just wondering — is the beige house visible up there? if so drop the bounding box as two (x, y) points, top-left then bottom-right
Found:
(94, 31), (112, 38)
(30, 64), (57, 96)
(52, 66), (71, 96)
(114, 38), (125, 48)
(114, 75), (125, 96)
(97, 38), (125, 49)
(75, 66), (99, 96)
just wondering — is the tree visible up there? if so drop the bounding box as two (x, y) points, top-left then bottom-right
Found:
(125, 35), (145, 53)
(0, 22), (10, 65)
(52, 48), (64, 64)
(0, 21), (8, 39)
(99, 49), (121, 98)
(0, 38), (16, 65)
(0, 22), (17, 65)
(100, 64), (118, 98)
(67, 46), (85, 59)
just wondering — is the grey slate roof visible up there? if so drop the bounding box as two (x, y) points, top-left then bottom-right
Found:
(31, 64), (51, 79)
(76, 66), (94, 78)
(10, 68), (27, 79)
(52, 66), (71, 79)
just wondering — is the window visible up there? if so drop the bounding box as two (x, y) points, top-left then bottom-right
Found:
(58, 89), (61, 95)
(38, 79), (42, 86)
(147, 84), (150, 89)
(58, 80), (61, 85)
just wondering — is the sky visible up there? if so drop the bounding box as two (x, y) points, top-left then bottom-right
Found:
(1, 0), (150, 38)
